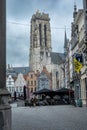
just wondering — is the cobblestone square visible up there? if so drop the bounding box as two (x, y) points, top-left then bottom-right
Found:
(12, 105), (87, 130)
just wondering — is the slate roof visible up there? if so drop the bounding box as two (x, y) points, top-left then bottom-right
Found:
(12, 67), (30, 74)
(6, 67), (31, 77)
(51, 52), (65, 65)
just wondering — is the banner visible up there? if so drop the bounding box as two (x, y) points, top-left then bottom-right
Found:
(74, 54), (83, 73)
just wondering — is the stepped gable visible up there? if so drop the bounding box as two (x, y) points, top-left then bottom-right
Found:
(42, 66), (52, 80)
(23, 74), (28, 80)
(35, 70), (40, 77)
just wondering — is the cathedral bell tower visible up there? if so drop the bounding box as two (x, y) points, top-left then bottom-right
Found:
(83, 0), (87, 43)
(29, 10), (52, 72)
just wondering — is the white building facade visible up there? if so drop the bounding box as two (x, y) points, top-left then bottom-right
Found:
(29, 11), (65, 90)
(14, 73), (26, 97)
(6, 75), (15, 97)
(69, 1), (87, 106)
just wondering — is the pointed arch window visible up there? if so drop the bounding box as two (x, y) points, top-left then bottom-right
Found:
(56, 71), (58, 78)
(44, 24), (47, 47)
(39, 24), (42, 46)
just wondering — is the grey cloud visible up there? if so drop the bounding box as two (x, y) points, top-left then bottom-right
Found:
(6, 38), (29, 66)
(6, 0), (83, 66)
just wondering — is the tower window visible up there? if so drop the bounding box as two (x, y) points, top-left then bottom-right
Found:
(40, 52), (44, 60)
(39, 24), (42, 46)
(56, 71), (58, 78)
(44, 24), (47, 47)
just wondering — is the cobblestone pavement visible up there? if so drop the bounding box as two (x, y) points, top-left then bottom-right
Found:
(12, 105), (87, 130)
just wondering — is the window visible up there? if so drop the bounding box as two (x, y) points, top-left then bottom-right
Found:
(28, 81), (29, 85)
(9, 87), (11, 92)
(39, 24), (42, 46)
(40, 52), (44, 60)
(12, 87), (14, 92)
(16, 87), (18, 92)
(31, 74), (33, 78)
(34, 81), (36, 86)
(56, 72), (58, 78)
(31, 81), (33, 86)
(34, 87), (36, 92)
(9, 81), (11, 85)
(31, 88), (33, 93)
(44, 24), (47, 47)
(20, 87), (22, 92)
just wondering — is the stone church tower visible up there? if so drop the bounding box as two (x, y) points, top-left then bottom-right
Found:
(29, 10), (52, 73)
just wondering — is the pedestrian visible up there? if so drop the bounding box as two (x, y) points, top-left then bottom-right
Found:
(33, 96), (37, 106)
(31, 98), (34, 106)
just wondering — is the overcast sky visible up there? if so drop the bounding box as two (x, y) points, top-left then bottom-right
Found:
(6, 0), (83, 67)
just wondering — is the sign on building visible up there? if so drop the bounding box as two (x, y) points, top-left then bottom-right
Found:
(74, 53), (83, 72)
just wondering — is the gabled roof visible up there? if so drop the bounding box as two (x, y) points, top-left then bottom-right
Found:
(51, 52), (65, 65)
(38, 66), (51, 80)
(12, 67), (30, 74)
(6, 66), (31, 77)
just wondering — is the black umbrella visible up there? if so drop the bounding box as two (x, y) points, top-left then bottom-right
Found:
(33, 88), (55, 96)
(55, 88), (74, 94)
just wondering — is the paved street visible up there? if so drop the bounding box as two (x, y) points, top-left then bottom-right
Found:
(12, 105), (87, 130)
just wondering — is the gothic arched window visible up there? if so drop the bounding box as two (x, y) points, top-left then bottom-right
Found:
(39, 24), (42, 46)
(56, 71), (58, 78)
(44, 24), (47, 47)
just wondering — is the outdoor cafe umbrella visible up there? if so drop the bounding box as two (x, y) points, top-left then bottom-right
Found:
(55, 87), (74, 97)
(33, 88), (55, 96)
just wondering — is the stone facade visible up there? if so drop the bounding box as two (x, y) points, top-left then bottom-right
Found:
(37, 66), (52, 90)
(29, 11), (65, 90)
(26, 71), (37, 98)
(29, 10), (52, 73)
(66, 2), (87, 106)
(14, 73), (26, 97)
(6, 75), (15, 97)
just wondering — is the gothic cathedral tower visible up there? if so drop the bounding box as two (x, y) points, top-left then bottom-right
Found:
(29, 10), (52, 72)
(83, 0), (87, 41)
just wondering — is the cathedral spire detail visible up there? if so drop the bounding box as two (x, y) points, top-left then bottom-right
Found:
(64, 28), (68, 55)
(73, 0), (77, 20)
(64, 28), (67, 48)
